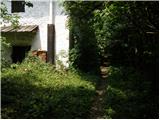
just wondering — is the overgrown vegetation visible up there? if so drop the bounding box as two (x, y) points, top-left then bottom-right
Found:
(1, 55), (98, 118)
(104, 66), (158, 119)
(1, 36), (11, 69)
(63, 1), (102, 74)
(1, 1), (158, 119)
(63, 1), (159, 119)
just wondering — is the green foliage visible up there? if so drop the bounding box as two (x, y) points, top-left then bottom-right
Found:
(0, 1), (33, 68)
(63, 3), (158, 118)
(1, 1), (158, 119)
(0, 2), (20, 28)
(63, 1), (102, 74)
(104, 66), (158, 119)
(1, 55), (98, 118)
(63, 1), (158, 75)
(1, 36), (11, 69)
(25, 1), (33, 8)
(0, 1), (33, 28)
(0, 1), (33, 29)
(93, 2), (128, 56)
(1, 36), (10, 49)
(93, 1), (158, 67)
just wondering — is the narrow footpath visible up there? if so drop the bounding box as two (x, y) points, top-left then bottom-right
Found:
(89, 66), (109, 119)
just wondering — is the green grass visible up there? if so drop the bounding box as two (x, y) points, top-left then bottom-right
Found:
(104, 66), (158, 119)
(1, 56), (99, 119)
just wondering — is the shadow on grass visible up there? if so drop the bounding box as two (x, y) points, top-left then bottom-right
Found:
(1, 72), (95, 119)
(104, 66), (159, 119)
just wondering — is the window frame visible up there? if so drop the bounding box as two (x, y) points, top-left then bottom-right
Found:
(11, 1), (25, 13)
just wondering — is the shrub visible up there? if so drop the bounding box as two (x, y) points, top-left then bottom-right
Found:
(104, 66), (158, 119)
(1, 55), (98, 119)
(1, 36), (11, 69)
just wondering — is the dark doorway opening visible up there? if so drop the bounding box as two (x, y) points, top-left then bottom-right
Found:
(11, 46), (31, 63)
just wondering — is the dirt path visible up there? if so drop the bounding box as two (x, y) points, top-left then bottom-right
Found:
(89, 66), (108, 119)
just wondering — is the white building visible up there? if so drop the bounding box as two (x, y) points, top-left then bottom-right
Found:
(1, 0), (69, 67)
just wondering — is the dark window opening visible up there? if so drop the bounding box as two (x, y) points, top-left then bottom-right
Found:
(11, 46), (31, 63)
(11, 1), (25, 13)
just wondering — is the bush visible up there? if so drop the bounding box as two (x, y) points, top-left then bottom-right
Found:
(1, 36), (11, 69)
(1, 55), (98, 119)
(104, 66), (158, 119)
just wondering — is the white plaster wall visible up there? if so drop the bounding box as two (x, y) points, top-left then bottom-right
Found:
(19, 2), (50, 51)
(54, 2), (69, 67)
(55, 16), (69, 67)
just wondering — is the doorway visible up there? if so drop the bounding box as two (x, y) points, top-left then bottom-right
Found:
(11, 46), (31, 63)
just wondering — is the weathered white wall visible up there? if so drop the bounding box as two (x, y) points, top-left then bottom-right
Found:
(54, 2), (69, 67)
(2, 1), (69, 66)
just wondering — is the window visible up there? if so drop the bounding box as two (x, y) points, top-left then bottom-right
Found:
(11, 1), (25, 13)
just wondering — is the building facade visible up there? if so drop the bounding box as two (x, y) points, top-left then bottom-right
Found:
(1, 0), (69, 67)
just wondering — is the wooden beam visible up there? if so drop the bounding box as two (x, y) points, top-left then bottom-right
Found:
(47, 24), (55, 64)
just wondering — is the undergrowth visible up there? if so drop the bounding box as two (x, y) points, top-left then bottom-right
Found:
(1, 55), (98, 119)
(104, 66), (158, 119)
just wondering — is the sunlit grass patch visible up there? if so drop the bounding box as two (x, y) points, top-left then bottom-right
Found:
(1, 56), (97, 119)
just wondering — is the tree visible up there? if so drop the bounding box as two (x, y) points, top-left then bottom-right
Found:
(63, 1), (102, 74)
